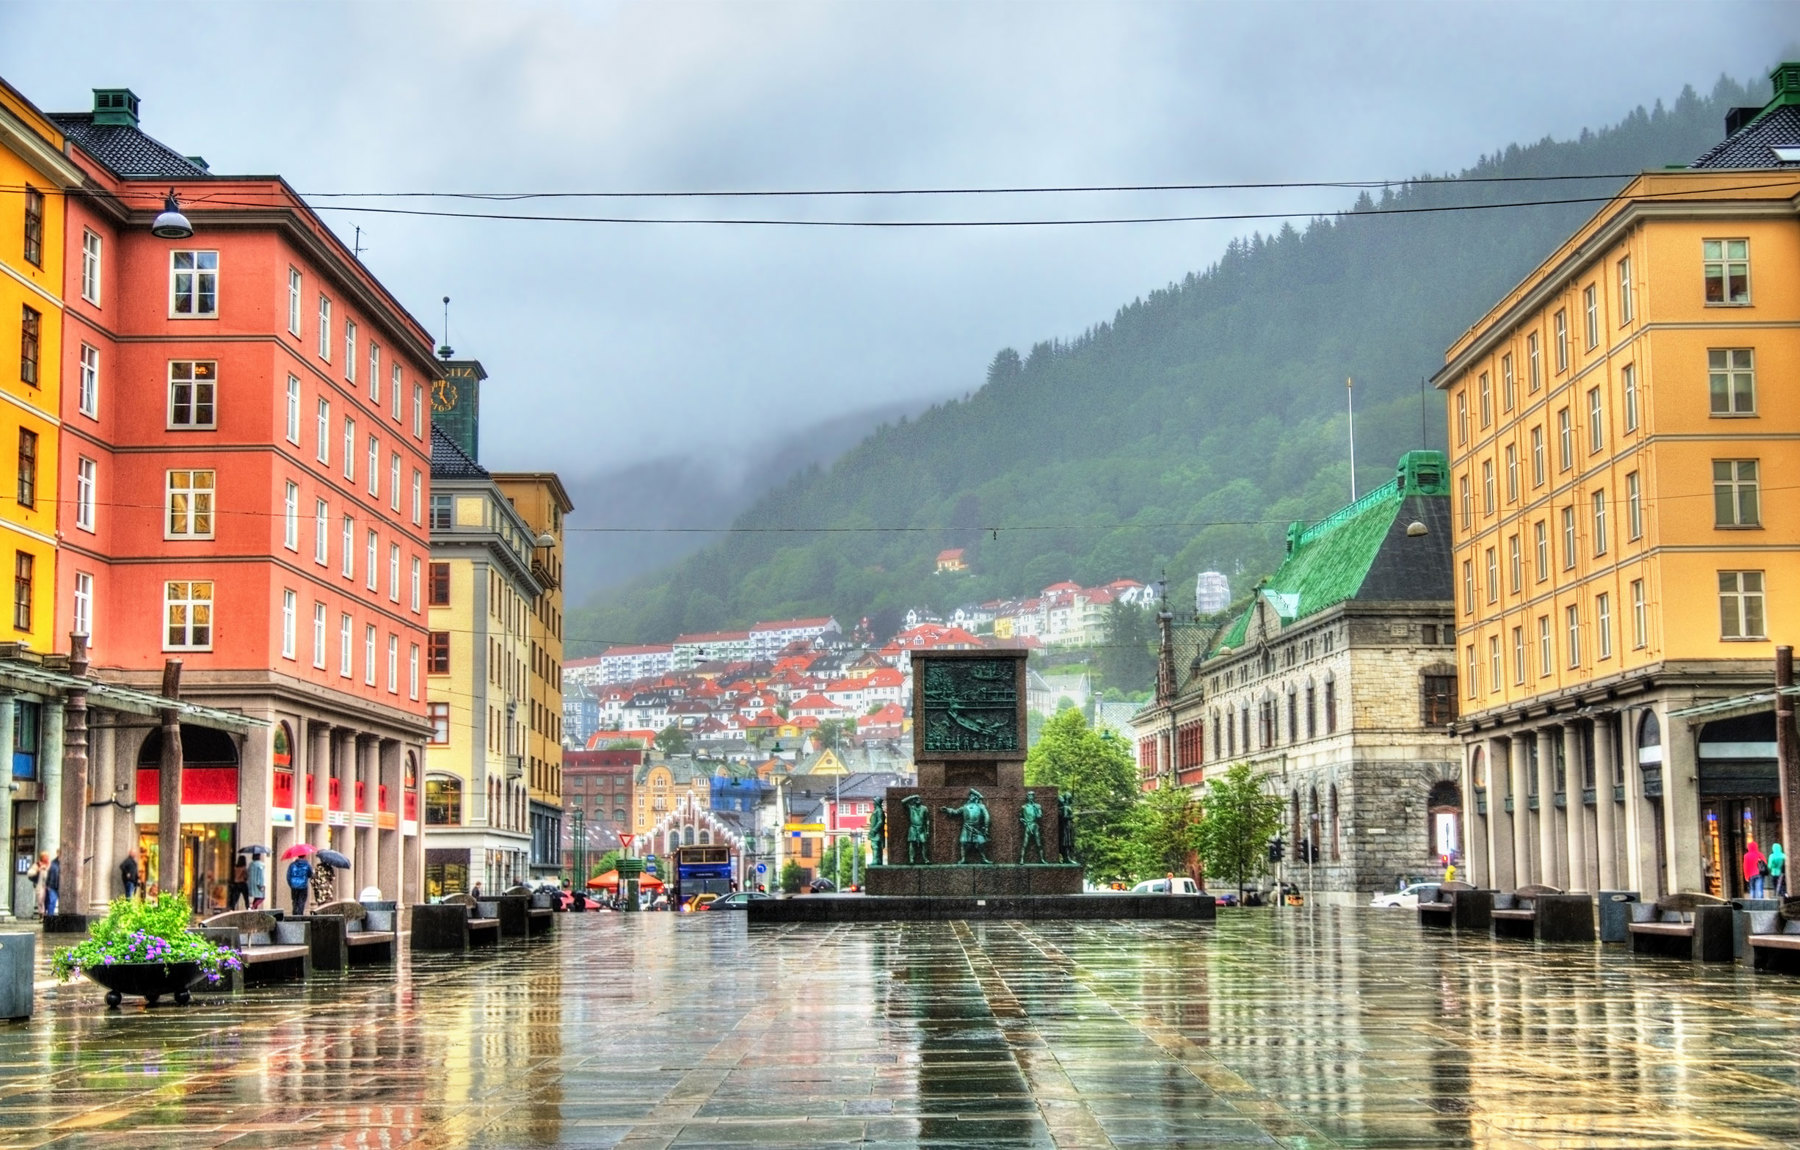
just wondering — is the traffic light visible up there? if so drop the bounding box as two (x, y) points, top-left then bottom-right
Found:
(1296, 840), (1312, 863)
(1268, 837), (1284, 863)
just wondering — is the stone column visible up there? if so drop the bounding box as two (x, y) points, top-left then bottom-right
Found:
(309, 721), (332, 846)
(1462, 741), (1490, 887)
(1536, 727), (1558, 887)
(109, 725), (138, 905)
(379, 738), (403, 902)
(1594, 714), (1619, 891)
(1665, 706), (1703, 894)
(236, 717), (272, 875)
(1563, 723), (1590, 892)
(1510, 733), (1532, 886)
(0, 694), (16, 917)
(39, 700), (63, 862)
(87, 715), (117, 912)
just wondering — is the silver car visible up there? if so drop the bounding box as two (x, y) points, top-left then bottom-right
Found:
(1369, 883), (1440, 909)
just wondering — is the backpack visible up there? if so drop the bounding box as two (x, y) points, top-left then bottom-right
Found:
(288, 859), (312, 889)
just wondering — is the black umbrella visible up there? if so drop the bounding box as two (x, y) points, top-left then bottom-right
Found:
(238, 845), (272, 856)
(316, 849), (352, 869)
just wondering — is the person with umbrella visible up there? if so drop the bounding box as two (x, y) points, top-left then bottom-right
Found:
(313, 849), (351, 905)
(283, 844), (315, 915)
(247, 849), (268, 909)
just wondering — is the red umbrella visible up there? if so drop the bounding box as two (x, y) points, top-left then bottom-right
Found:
(280, 843), (317, 860)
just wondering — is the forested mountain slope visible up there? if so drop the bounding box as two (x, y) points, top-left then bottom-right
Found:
(571, 74), (1766, 653)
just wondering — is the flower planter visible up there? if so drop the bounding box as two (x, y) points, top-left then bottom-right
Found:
(83, 961), (205, 1008)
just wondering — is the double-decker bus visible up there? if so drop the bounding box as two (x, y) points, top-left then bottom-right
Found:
(673, 844), (734, 905)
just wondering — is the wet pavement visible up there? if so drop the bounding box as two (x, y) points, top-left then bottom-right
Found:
(3, 906), (1800, 1147)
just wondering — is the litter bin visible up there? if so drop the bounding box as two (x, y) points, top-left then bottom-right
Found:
(0, 933), (35, 1020)
(1598, 891), (1639, 943)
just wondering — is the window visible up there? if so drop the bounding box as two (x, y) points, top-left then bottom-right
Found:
(366, 530), (378, 590)
(316, 399), (335, 465)
(1720, 571), (1765, 639)
(78, 344), (99, 417)
(412, 383), (424, 437)
(1512, 626), (1525, 685)
(342, 417), (356, 480)
(1480, 461), (1496, 516)
(312, 602), (327, 668)
(364, 624), (377, 685)
(1501, 353), (1515, 411)
(22, 187), (43, 266)
(410, 557), (421, 612)
(1489, 635), (1501, 692)
(1479, 373), (1492, 428)
(1527, 331), (1541, 391)
(389, 453), (401, 511)
(391, 364), (403, 422)
(164, 580), (213, 650)
(1484, 547), (1498, 604)
(1465, 645), (1478, 698)
(13, 429), (35, 509)
(428, 705), (450, 746)
(345, 320), (357, 381)
(281, 589), (296, 659)
(1713, 460), (1760, 527)
(411, 470), (423, 525)
(1557, 408), (1572, 471)
(1461, 559), (1474, 614)
(409, 644), (420, 700)
(1596, 593), (1613, 659)
(170, 251), (218, 316)
(166, 470), (215, 538)
(387, 634), (398, 693)
(1508, 534), (1521, 593)
(388, 543), (400, 602)
(1530, 426), (1545, 487)
(317, 296), (331, 360)
(75, 457), (96, 532)
(1504, 445), (1518, 504)
(72, 572), (92, 640)
(339, 613), (353, 677)
(1561, 506), (1576, 570)
(81, 229), (102, 304)
(430, 494), (452, 531)
(314, 499), (329, 564)
(1618, 256), (1633, 324)
(341, 516), (354, 578)
(1583, 284), (1598, 350)
(429, 561), (450, 605)
(283, 482), (299, 550)
(1565, 605), (1581, 667)
(367, 436), (379, 497)
(1591, 489), (1607, 556)
(1553, 309), (1568, 373)
(1704, 239), (1749, 305)
(20, 306), (39, 385)
(1586, 388), (1603, 454)
(1459, 476), (1471, 530)
(429, 630), (450, 673)
(1537, 615), (1552, 676)
(1708, 349), (1754, 415)
(1456, 392), (1468, 445)
(167, 361), (218, 430)
(368, 343), (381, 403)
(1622, 363), (1638, 432)
(1631, 579), (1647, 649)
(11, 552), (30, 632)
(1626, 472), (1642, 540)
(287, 268), (302, 335)
(284, 376), (301, 443)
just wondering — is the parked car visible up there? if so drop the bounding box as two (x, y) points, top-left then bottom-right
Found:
(704, 891), (774, 911)
(1129, 877), (1204, 895)
(1370, 883), (1440, 909)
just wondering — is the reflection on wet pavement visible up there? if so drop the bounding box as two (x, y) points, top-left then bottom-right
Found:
(4, 907), (1800, 1147)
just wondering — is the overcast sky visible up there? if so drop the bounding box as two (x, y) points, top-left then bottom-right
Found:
(2, 2), (1787, 482)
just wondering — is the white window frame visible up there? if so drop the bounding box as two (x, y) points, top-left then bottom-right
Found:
(1557, 408), (1572, 471)
(1713, 459), (1760, 528)
(364, 624), (378, 686)
(1703, 238), (1750, 306)
(1507, 534), (1521, 594)
(1586, 387), (1603, 454)
(339, 613), (353, 677)
(1709, 348), (1755, 416)
(409, 643), (420, 700)
(315, 398), (330, 464)
(166, 469), (216, 539)
(164, 580), (214, 651)
(389, 453), (401, 511)
(1527, 331), (1541, 391)
(1512, 625), (1525, 685)
(345, 320), (357, 382)
(75, 456), (96, 532)
(368, 343), (381, 403)
(1561, 506), (1576, 570)
(314, 499), (329, 565)
(78, 343), (99, 418)
(1488, 635), (1501, 693)
(168, 361), (217, 429)
(170, 250), (218, 318)
(1583, 284), (1598, 350)
(1626, 471), (1642, 540)
(1530, 426), (1545, 487)
(81, 229), (102, 305)
(1631, 579), (1647, 649)
(343, 417), (356, 481)
(312, 601), (327, 669)
(1720, 571), (1765, 640)
(387, 633), (399, 694)
(72, 572), (92, 640)
(1596, 593), (1613, 660)
(1565, 604), (1581, 667)
(341, 515), (354, 579)
(411, 470), (423, 525)
(367, 435), (379, 497)
(1537, 615), (1552, 676)
(412, 383), (424, 438)
(1501, 352), (1515, 411)
(1554, 309), (1568, 373)
(281, 589), (297, 660)
(285, 376), (301, 444)
(1465, 645), (1478, 699)
(1622, 363), (1638, 432)
(410, 556), (421, 612)
(1618, 256), (1633, 325)
(287, 268), (302, 335)
(317, 295), (332, 360)
(283, 482), (300, 551)
(366, 530), (378, 591)
(1484, 547), (1498, 604)
(388, 543), (400, 602)
(1591, 489), (1607, 557)
(391, 364), (403, 422)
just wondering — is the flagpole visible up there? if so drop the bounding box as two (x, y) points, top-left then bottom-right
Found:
(1347, 376), (1357, 501)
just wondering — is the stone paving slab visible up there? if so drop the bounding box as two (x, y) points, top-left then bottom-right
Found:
(3, 909), (1800, 1145)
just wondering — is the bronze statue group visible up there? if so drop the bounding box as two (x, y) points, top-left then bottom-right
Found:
(869, 790), (1076, 866)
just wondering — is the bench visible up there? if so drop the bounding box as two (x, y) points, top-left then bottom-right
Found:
(1490, 884), (1595, 943)
(1627, 892), (1734, 962)
(298, 900), (397, 970)
(409, 893), (502, 953)
(1746, 899), (1800, 973)
(198, 911), (312, 989)
(527, 888), (558, 936)
(495, 886), (558, 939)
(1418, 881), (1493, 930)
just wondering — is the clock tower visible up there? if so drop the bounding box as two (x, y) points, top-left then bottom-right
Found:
(432, 358), (488, 461)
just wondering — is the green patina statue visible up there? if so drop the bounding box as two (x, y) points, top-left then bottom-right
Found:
(1019, 790), (1046, 864)
(868, 797), (885, 866)
(902, 794), (931, 864)
(1058, 791), (1078, 864)
(941, 788), (993, 865)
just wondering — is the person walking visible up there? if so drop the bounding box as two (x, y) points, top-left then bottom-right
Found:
(119, 850), (140, 899)
(287, 854), (314, 916)
(247, 854), (267, 909)
(27, 852), (47, 917)
(229, 854), (250, 910)
(1770, 842), (1787, 900)
(44, 854), (59, 917)
(1745, 839), (1768, 899)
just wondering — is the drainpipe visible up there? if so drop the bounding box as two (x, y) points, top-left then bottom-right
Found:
(1777, 647), (1798, 869)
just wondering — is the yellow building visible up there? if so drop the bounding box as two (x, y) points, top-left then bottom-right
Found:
(1437, 65), (1800, 901)
(424, 423), (544, 896)
(492, 472), (572, 880)
(0, 80), (79, 655)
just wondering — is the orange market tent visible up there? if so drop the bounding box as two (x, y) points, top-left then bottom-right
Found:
(585, 870), (664, 890)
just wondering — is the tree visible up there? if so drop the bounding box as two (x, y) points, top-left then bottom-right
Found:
(1132, 781), (1203, 881)
(816, 718), (855, 751)
(779, 859), (804, 894)
(1193, 762), (1285, 898)
(1024, 708), (1141, 884)
(1097, 600), (1158, 695)
(593, 849), (623, 878)
(817, 837), (867, 888)
(655, 724), (689, 755)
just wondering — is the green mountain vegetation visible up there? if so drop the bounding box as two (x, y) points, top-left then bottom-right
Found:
(572, 72), (1769, 655)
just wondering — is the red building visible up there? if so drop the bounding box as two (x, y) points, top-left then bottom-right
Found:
(50, 89), (433, 905)
(563, 749), (640, 878)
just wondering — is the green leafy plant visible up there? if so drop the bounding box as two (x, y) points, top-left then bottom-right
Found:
(779, 859), (804, 894)
(50, 894), (243, 984)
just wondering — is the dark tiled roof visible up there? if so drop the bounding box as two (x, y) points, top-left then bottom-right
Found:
(1690, 105), (1800, 169)
(430, 424), (488, 479)
(47, 113), (209, 178)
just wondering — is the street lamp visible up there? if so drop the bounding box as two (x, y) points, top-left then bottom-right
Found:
(151, 190), (193, 239)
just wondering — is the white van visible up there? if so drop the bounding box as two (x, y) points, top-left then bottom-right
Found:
(1130, 877), (1202, 895)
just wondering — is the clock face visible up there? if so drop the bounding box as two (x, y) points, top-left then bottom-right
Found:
(432, 378), (458, 413)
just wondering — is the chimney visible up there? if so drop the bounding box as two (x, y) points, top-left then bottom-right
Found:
(91, 89), (139, 127)
(1733, 62), (1800, 134)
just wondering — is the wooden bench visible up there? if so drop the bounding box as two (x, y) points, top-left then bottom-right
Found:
(1627, 892), (1734, 962)
(198, 911), (312, 989)
(1490, 884), (1595, 943)
(496, 887), (558, 939)
(1747, 898), (1800, 973)
(298, 900), (397, 969)
(410, 893), (502, 953)
(1418, 881), (1493, 930)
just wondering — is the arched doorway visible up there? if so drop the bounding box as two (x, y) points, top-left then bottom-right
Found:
(1428, 779), (1462, 864)
(136, 724), (241, 911)
(1698, 712), (1778, 898)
